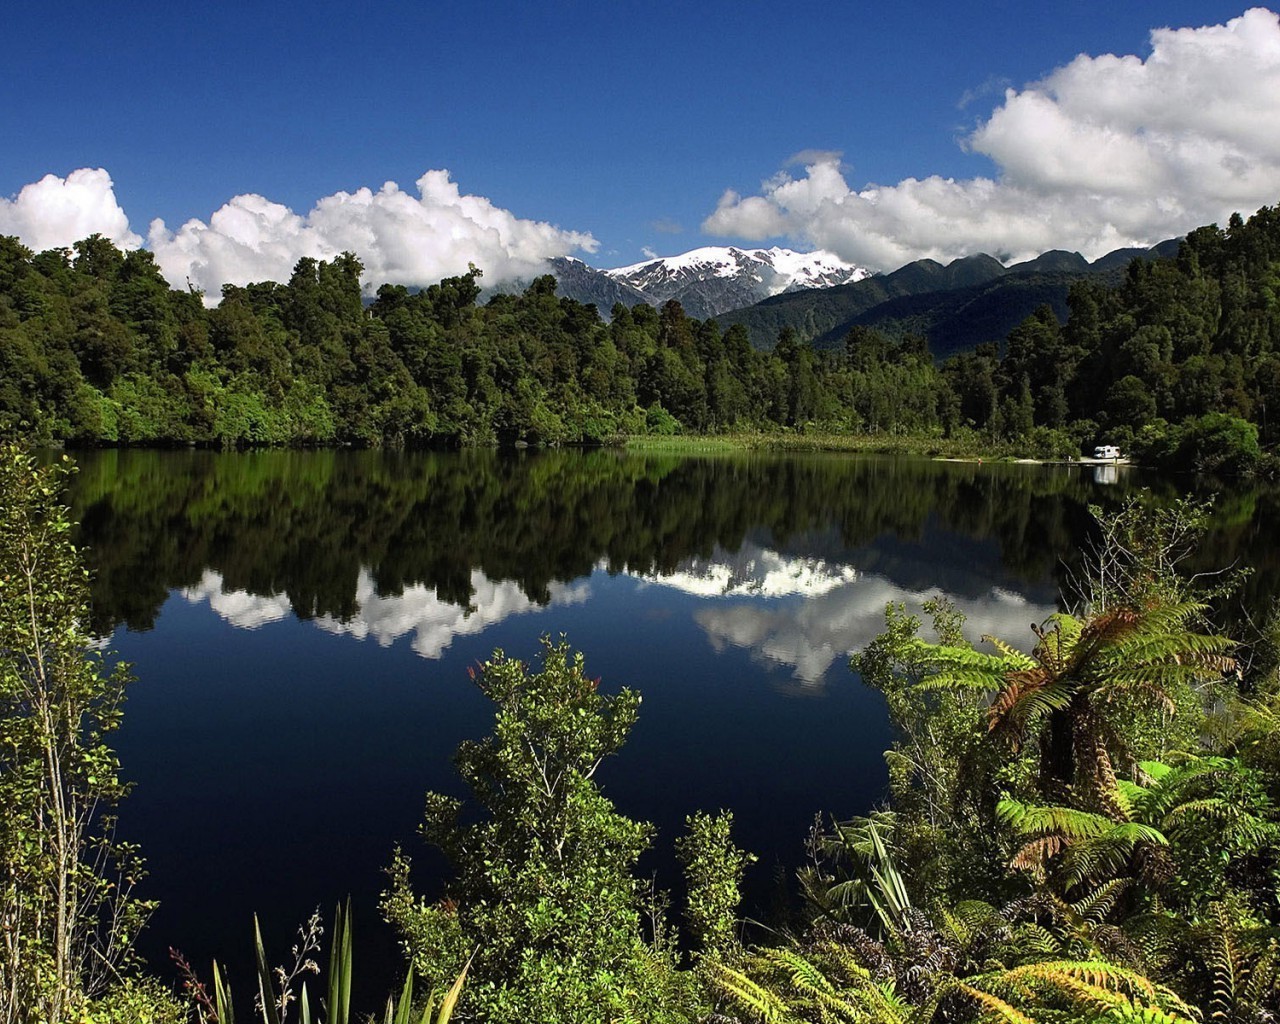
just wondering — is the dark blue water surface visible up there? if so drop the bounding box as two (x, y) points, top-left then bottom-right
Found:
(64, 448), (1273, 1008)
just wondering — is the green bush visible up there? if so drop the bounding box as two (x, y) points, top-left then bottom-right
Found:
(382, 639), (699, 1024)
(1176, 412), (1260, 476)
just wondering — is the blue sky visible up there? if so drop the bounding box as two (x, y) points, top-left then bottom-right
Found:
(3, 1), (1277, 292)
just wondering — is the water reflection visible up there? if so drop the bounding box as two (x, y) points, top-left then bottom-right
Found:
(182, 570), (293, 629)
(67, 447), (1150, 636)
(182, 568), (592, 658)
(624, 542), (858, 598)
(313, 570), (590, 658)
(62, 448), (1280, 1008)
(694, 576), (1053, 687)
(177, 536), (1056, 688)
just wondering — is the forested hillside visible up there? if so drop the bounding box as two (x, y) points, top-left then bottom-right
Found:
(0, 235), (952, 446)
(2, 204), (1279, 469)
(950, 206), (1280, 472)
(714, 241), (1179, 354)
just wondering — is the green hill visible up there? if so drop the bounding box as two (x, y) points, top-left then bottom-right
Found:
(716, 241), (1177, 353)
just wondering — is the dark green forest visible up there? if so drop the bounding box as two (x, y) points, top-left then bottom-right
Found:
(3, 203), (1280, 469)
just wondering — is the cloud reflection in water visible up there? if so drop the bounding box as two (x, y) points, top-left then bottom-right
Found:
(181, 540), (1055, 685)
(624, 543), (1056, 688)
(181, 568), (590, 658)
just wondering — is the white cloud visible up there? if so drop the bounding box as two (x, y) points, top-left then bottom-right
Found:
(705, 7), (1280, 269)
(314, 568), (589, 659)
(625, 543), (857, 599)
(149, 170), (598, 299)
(0, 168), (141, 252)
(181, 566), (590, 659)
(181, 569), (293, 630)
(617, 543), (1053, 687)
(695, 574), (1052, 687)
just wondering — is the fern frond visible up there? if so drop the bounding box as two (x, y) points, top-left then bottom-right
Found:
(1243, 939), (1279, 1004)
(1101, 997), (1198, 1024)
(981, 633), (1038, 669)
(1003, 959), (1160, 1001)
(907, 640), (1020, 673)
(1136, 761), (1173, 782)
(1009, 836), (1062, 874)
(953, 981), (1035, 1024)
(763, 948), (835, 997)
(708, 962), (792, 1024)
(1208, 903), (1244, 1023)
(1070, 878), (1130, 925)
(1009, 922), (1062, 957)
(997, 800), (1115, 840)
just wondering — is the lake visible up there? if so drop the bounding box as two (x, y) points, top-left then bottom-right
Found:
(61, 448), (1277, 1006)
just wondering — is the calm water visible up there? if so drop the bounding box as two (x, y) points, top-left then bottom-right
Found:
(61, 448), (1278, 1004)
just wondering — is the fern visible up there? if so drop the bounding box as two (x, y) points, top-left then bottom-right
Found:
(708, 962), (793, 1024)
(953, 981), (1035, 1024)
(1070, 879), (1130, 925)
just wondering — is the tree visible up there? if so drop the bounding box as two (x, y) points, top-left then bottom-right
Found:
(381, 638), (693, 1024)
(674, 811), (753, 958)
(921, 602), (1233, 809)
(0, 448), (163, 1023)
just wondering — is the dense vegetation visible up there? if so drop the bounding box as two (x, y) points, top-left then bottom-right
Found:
(8, 445), (1280, 1022)
(7, 442), (1280, 1018)
(0, 449), (181, 1023)
(715, 243), (1176, 357)
(2, 203), (1278, 468)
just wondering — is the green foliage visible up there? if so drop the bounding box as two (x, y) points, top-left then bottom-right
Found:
(197, 901), (470, 1024)
(78, 976), (189, 1024)
(8, 206), (1280, 459)
(0, 446), (155, 1023)
(382, 638), (696, 1024)
(0, 235), (954, 447)
(1135, 412), (1262, 476)
(819, 495), (1280, 1024)
(674, 811), (754, 957)
(850, 599), (1025, 904)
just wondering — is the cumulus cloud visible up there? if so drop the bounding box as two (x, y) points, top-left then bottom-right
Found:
(695, 575), (1052, 687)
(314, 568), (589, 659)
(0, 168), (140, 252)
(616, 542), (1053, 687)
(181, 566), (590, 659)
(148, 170), (597, 298)
(704, 7), (1280, 269)
(181, 569), (293, 630)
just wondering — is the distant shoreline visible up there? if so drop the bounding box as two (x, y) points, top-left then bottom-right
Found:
(620, 432), (1115, 464)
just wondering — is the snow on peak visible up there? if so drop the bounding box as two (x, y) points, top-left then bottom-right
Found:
(604, 245), (867, 298)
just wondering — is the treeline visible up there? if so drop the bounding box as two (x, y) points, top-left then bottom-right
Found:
(949, 204), (1280, 471)
(0, 235), (947, 447)
(4, 203), (1280, 462)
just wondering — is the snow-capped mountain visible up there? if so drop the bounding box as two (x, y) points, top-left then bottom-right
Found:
(601, 246), (868, 320)
(544, 256), (652, 310)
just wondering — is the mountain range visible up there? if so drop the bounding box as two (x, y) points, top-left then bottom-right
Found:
(547, 246), (866, 321)
(542, 240), (1180, 356)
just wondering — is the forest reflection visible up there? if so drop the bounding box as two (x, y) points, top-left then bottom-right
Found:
(63, 446), (1254, 686)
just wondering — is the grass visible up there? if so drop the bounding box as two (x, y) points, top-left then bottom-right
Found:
(620, 431), (1056, 460)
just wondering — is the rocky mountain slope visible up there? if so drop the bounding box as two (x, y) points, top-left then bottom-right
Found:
(599, 246), (867, 320)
